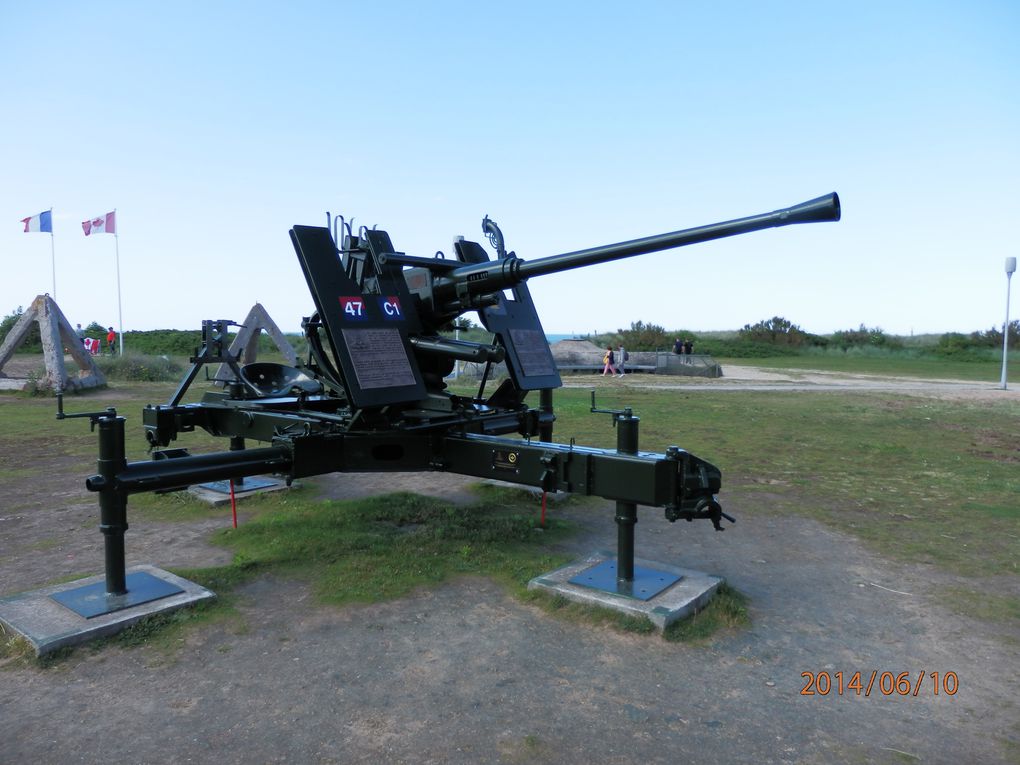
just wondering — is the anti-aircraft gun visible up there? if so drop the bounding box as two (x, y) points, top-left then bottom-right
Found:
(73, 192), (840, 611)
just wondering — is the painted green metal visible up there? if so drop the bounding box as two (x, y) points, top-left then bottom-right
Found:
(63, 193), (839, 601)
(96, 415), (128, 596)
(615, 412), (640, 584)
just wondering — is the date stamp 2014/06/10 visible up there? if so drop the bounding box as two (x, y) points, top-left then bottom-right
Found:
(800, 671), (958, 697)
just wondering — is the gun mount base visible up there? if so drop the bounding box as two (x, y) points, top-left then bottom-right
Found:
(0, 565), (214, 657)
(567, 558), (682, 601)
(50, 570), (185, 618)
(528, 551), (724, 632)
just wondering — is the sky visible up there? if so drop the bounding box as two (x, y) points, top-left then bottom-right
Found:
(1, 1), (1018, 338)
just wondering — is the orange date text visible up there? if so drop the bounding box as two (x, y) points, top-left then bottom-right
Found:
(799, 670), (958, 697)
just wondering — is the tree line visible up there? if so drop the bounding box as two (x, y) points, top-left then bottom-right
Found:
(0, 307), (305, 357)
(587, 317), (1020, 360)
(3, 306), (1017, 362)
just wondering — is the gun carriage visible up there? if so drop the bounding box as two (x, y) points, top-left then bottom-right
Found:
(66, 192), (840, 608)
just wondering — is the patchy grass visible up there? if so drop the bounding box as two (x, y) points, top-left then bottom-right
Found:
(941, 587), (1020, 627)
(663, 584), (750, 642)
(6, 489), (580, 663)
(0, 627), (37, 668)
(105, 597), (236, 654)
(93, 353), (185, 382)
(467, 481), (595, 512)
(545, 388), (1020, 579)
(520, 591), (658, 636)
(4, 374), (1019, 655)
(129, 481), (314, 526)
(8, 378), (1018, 581)
(519, 583), (749, 643)
(8, 486), (746, 662)
(201, 490), (575, 606)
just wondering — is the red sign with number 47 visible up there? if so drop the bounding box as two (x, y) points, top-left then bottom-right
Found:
(339, 297), (367, 321)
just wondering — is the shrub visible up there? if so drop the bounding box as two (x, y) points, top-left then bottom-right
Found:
(830, 324), (903, 351)
(968, 320), (1020, 348)
(739, 316), (813, 347)
(1, 306), (42, 352)
(698, 338), (801, 358)
(94, 353), (186, 382)
(589, 321), (688, 351)
(121, 329), (308, 359)
(122, 330), (204, 356)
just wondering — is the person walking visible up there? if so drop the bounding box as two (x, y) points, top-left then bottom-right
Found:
(683, 338), (693, 363)
(602, 346), (617, 376)
(617, 344), (627, 377)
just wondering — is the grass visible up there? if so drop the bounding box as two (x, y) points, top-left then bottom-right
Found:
(941, 587), (1020, 627)
(521, 582), (749, 643)
(544, 387), (1020, 580)
(663, 584), (749, 642)
(93, 352), (185, 382)
(0, 486), (584, 666)
(133, 485), (746, 648)
(0, 482), (748, 666)
(0, 628), (36, 668)
(0, 594), (239, 669)
(3, 360), (1018, 654)
(520, 592), (658, 636)
(197, 489), (575, 606)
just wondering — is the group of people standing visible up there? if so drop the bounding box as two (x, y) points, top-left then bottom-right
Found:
(673, 337), (694, 364)
(76, 323), (117, 355)
(602, 345), (628, 377)
(601, 338), (696, 376)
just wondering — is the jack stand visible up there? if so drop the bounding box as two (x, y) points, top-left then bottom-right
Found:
(0, 404), (213, 656)
(52, 412), (184, 618)
(568, 397), (682, 601)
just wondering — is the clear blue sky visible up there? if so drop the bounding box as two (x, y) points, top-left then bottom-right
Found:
(2, 1), (1017, 337)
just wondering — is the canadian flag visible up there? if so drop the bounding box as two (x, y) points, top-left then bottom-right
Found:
(83, 211), (116, 236)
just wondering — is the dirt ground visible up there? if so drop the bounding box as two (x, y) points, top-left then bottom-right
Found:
(1, 366), (1018, 764)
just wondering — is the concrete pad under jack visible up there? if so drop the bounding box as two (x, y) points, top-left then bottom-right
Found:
(0, 564), (215, 656)
(528, 550), (723, 631)
(188, 475), (292, 506)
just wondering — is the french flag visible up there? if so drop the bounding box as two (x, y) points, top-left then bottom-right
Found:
(83, 211), (116, 236)
(21, 210), (53, 233)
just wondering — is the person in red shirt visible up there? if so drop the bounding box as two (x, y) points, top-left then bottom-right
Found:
(106, 327), (116, 354)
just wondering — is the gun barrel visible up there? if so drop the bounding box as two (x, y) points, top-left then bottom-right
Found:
(434, 192), (839, 301)
(519, 192), (839, 279)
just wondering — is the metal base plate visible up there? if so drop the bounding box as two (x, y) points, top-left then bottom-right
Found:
(50, 571), (185, 619)
(529, 551), (723, 631)
(568, 558), (682, 601)
(0, 565), (215, 656)
(196, 476), (280, 494)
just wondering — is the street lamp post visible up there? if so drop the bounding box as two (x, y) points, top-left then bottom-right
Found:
(1002, 257), (1016, 390)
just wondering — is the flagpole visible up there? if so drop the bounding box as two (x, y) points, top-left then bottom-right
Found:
(49, 207), (56, 299)
(114, 209), (124, 356)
